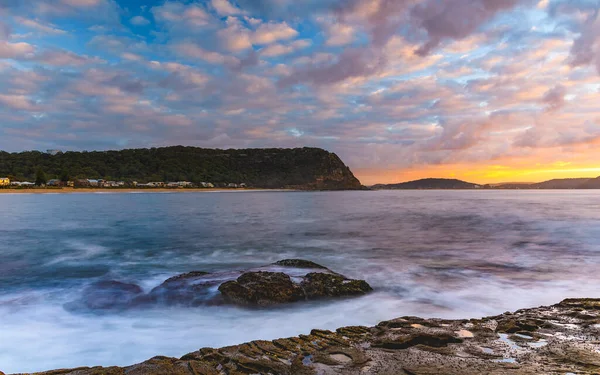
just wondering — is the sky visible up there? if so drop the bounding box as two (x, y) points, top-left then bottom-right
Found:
(0, 0), (599, 185)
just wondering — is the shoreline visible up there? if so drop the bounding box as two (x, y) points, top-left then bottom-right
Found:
(14, 298), (600, 375)
(0, 188), (295, 194)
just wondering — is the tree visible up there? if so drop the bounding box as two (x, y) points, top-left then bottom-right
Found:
(35, 168), (47, 186)
(60, 170), (70, 183)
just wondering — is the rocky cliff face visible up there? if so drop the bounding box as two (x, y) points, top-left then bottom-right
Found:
(17, 299), (600, 375)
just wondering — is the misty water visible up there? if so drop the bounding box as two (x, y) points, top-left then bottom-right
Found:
(2, 190), (600, 373)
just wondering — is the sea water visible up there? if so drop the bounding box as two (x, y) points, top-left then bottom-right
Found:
(1, 190), (600, 373)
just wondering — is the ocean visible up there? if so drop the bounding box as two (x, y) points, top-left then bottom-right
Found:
(1, 190), (599, 373)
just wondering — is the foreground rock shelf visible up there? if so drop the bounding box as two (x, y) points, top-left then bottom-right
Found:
(11, 298), (600, 374)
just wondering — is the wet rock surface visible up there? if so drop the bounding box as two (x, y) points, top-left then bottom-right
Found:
(301, 272), (373, 298)
(67, 280), (144, 312)
(218, 271), (306, 306)
(24, 299), (600, 375)
(68, 259), (372, 310)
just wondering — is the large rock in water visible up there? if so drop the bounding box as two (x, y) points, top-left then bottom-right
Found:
(218, 272), (306, 306)
(69, 259), (372, 311)
(218, 262), (372, 306)
(301, 272), (372, 298)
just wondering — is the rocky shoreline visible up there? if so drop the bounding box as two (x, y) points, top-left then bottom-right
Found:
(8, 299), (600, 374)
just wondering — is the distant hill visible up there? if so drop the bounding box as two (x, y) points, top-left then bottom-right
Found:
(493, 178), (594, 189)
(372, 178), (481, 190)
(529, 178), (592, 189)
(0, 146), (363, 190)
(579, 177), (600, 189)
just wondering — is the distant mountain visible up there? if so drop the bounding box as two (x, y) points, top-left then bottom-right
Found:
(579, 177), (600, 189)
(372, 178), (481, 190)
(529, 178), (592, 189)
(493, 178), (594, 189)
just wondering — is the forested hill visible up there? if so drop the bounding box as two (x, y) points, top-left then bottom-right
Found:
(0, 147), (363, 190)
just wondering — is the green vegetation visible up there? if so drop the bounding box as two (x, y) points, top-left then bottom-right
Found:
(0, 146), (363, 190)
(35, 167), (47, 186)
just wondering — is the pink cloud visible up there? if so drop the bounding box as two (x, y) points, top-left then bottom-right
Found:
(0, 41), (35, 59)
(0, 94), (39, 111)
(211, 0), (245, 16)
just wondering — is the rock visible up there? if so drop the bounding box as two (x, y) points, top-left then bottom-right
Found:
(148, 271), (218, 306)
(301, 272), (373, 298)
(73, 280), (143, 311)
(273, 259), (329, 269)
(68, 260), (371, 310)
(217, 267), (372, 306)
(372, 333), (463, 350)
(218, 272), (305, 306)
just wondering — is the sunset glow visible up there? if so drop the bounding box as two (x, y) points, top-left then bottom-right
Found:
(1, 0), (599, 185)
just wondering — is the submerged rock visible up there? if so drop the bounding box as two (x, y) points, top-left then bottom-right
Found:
(147, 271), (219, 306)
(218, 271), (306, 306)
(29, 298), (600, 375)
(70, 280), (143, 311)
(273, 259), (329, 269)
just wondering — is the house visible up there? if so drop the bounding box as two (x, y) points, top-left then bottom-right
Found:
(239, 183), (247, 188)
(20, 182), (35, 187)
(47, 179), (62, 187)
(227, 183), (238, 188)
(177, 181), (193, 187)
(67, 181), (74, 187)
(87, 179), (99, 187)
(11, 181), (21, 186)
(74, 179), (90, 187)
(0, 177), (10, 186)
(167, 182), (180, 188)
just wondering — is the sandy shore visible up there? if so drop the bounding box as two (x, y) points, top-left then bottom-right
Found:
(0, 188), (292, 194)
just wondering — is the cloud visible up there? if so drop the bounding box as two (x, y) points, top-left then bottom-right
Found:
(14, 17), (66, 34)
(323, 21), (357, 46)
(569, 11), (600, 73)
(0, 41), (35, 59)
(261, 39), (311, 57)
(280, 47), (386, 86)
(172, 42), (240, 65)
(33, 49), (103, 66)
(152, 1), (212, 29)
(542, 85), (567, 111)
(411, 0), (527, 56)
(0, 21), (11, 40)
(60, 0), (104, 6)
(253, 21), (298, 44)
(217, 17), (253, 51)
(211, 0), (245, 16)
(130, 16), (150, 26)
(0, 94), (39, 111)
